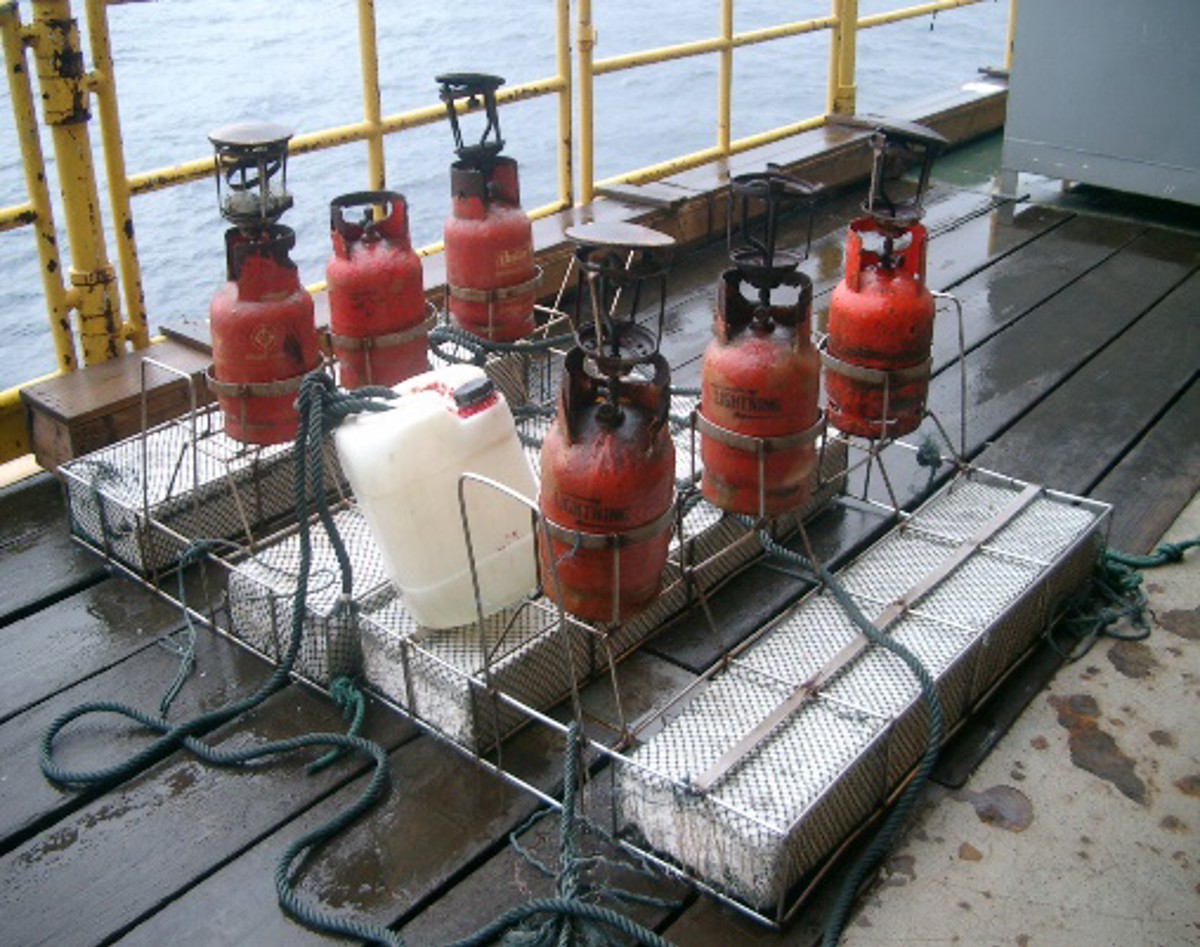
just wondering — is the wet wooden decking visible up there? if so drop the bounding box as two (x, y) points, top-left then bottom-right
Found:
(2, 154), (1199, 946)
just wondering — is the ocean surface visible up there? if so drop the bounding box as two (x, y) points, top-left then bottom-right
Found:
(0, 0), (1009, 389)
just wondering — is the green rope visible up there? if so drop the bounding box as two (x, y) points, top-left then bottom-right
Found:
(40, 370), (405, 947)
(1105, 537), (1198, 569)
(307, 675), (368, 775)
(447, 724), (678, 947)
(1047, 538), (1196, 662)
(745, 526), (943, 947)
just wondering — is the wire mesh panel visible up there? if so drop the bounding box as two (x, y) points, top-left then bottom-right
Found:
(224, 504), (392, 684)
(61, 407), (298, 573)
(362, 598), (591, 752)
(613, 469), (1107, 918)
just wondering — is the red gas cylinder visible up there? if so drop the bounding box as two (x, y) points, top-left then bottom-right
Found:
(700, 268), (822, 516)
(208, 225), (321, 445)
(437, 73), (538, 343)
(327, 191), (429, 389)
(539, 349), (675, 623)
(444, 157), (537, 341)
(823, 217), (934, 439)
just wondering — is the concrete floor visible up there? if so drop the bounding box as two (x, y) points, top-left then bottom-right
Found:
(842, 492), (1200, 947)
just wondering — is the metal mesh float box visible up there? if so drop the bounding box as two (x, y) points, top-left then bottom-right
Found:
(614, 469), (1108, 917)
(61, 409), (301, 574)
(362, 598), (592, 752)
(224, 504), (393, 685)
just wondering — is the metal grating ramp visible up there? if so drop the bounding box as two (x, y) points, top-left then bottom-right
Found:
(614, 470), (1107, 914)
(61, 408), (298, 573)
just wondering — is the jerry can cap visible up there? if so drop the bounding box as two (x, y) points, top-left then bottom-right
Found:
(453, 376), (496, 409)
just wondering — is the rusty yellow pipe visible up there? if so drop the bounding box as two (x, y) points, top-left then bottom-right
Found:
(555, 0), (572, 208)
(858, 0), (980, 30)
(731, 15), (837, 49)
(594, 35), (726, 76)
(729, 114), (827, 155)
(356, 0), (385, 190)
(598, 145), (725, 189)
(30, 0), (122, 367)
(84, 0), (147, 349)
(1006, 0), (1016, 72)
(828, 0), (858, 115)
(593, 13), (836, 78)
(124, 75), (567, 196)
(577, 0), (596, 204)
(0, 201), (36, 232)
(717, 0), (732, 154)
(3, 1), (76, 375)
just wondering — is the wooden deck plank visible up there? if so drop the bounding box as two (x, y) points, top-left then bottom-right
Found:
(0, 473), (104, 626)
(396, 772), (693, 946)
(112, 731), (556, 947)
(975, 269), (1200, 494)
(930, 213), (1145, 372)
(0, 576), (184, 725)
(1091, 380), (1200, 554)
(0, 687), (413, 947)
(0, 629), (276, 852)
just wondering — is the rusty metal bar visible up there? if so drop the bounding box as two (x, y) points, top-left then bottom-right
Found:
(84, 0), (147, 349)
(577, 0), (596, 204)
(1, 2), (74, 372)
(858, 0), (981, 30)
(554, 0), (572, 208)
(717, 0), (733, 154)
(356, 0), (385, 191)
(828, 0), (858, 115)
(29, 0), (122, 367)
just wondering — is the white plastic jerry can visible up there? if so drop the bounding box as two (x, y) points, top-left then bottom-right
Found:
(335, 363), (538, 628)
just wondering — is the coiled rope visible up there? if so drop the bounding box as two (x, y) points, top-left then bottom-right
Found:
(1048, 538), (1198, 662)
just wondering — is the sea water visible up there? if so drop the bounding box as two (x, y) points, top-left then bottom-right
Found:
(0, 0), (1009, 389)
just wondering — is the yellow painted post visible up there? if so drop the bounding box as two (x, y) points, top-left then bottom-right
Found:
(1006, 0), (1016, 72)
(1, 1), (76, 374)
(29, 0), (122, 366)
(357, 0), (385, 190)
(827, 0), (858, 116)
(555, 0), (572, 208)
(718, 0), (733, 154)
(577, 0), (596, 205)
(84, 0), (147, 349)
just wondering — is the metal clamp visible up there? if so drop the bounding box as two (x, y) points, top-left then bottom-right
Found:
(542, 499), (676, 552)
(447, 265), (544, 304)
(329, 305), (437, 351)
(817, 336), (931, 388)
(694, 409), (825, 455)
(205, 366), (311, 399)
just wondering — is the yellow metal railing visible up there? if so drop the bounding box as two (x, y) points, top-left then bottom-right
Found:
(0, 0), (999, 464)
